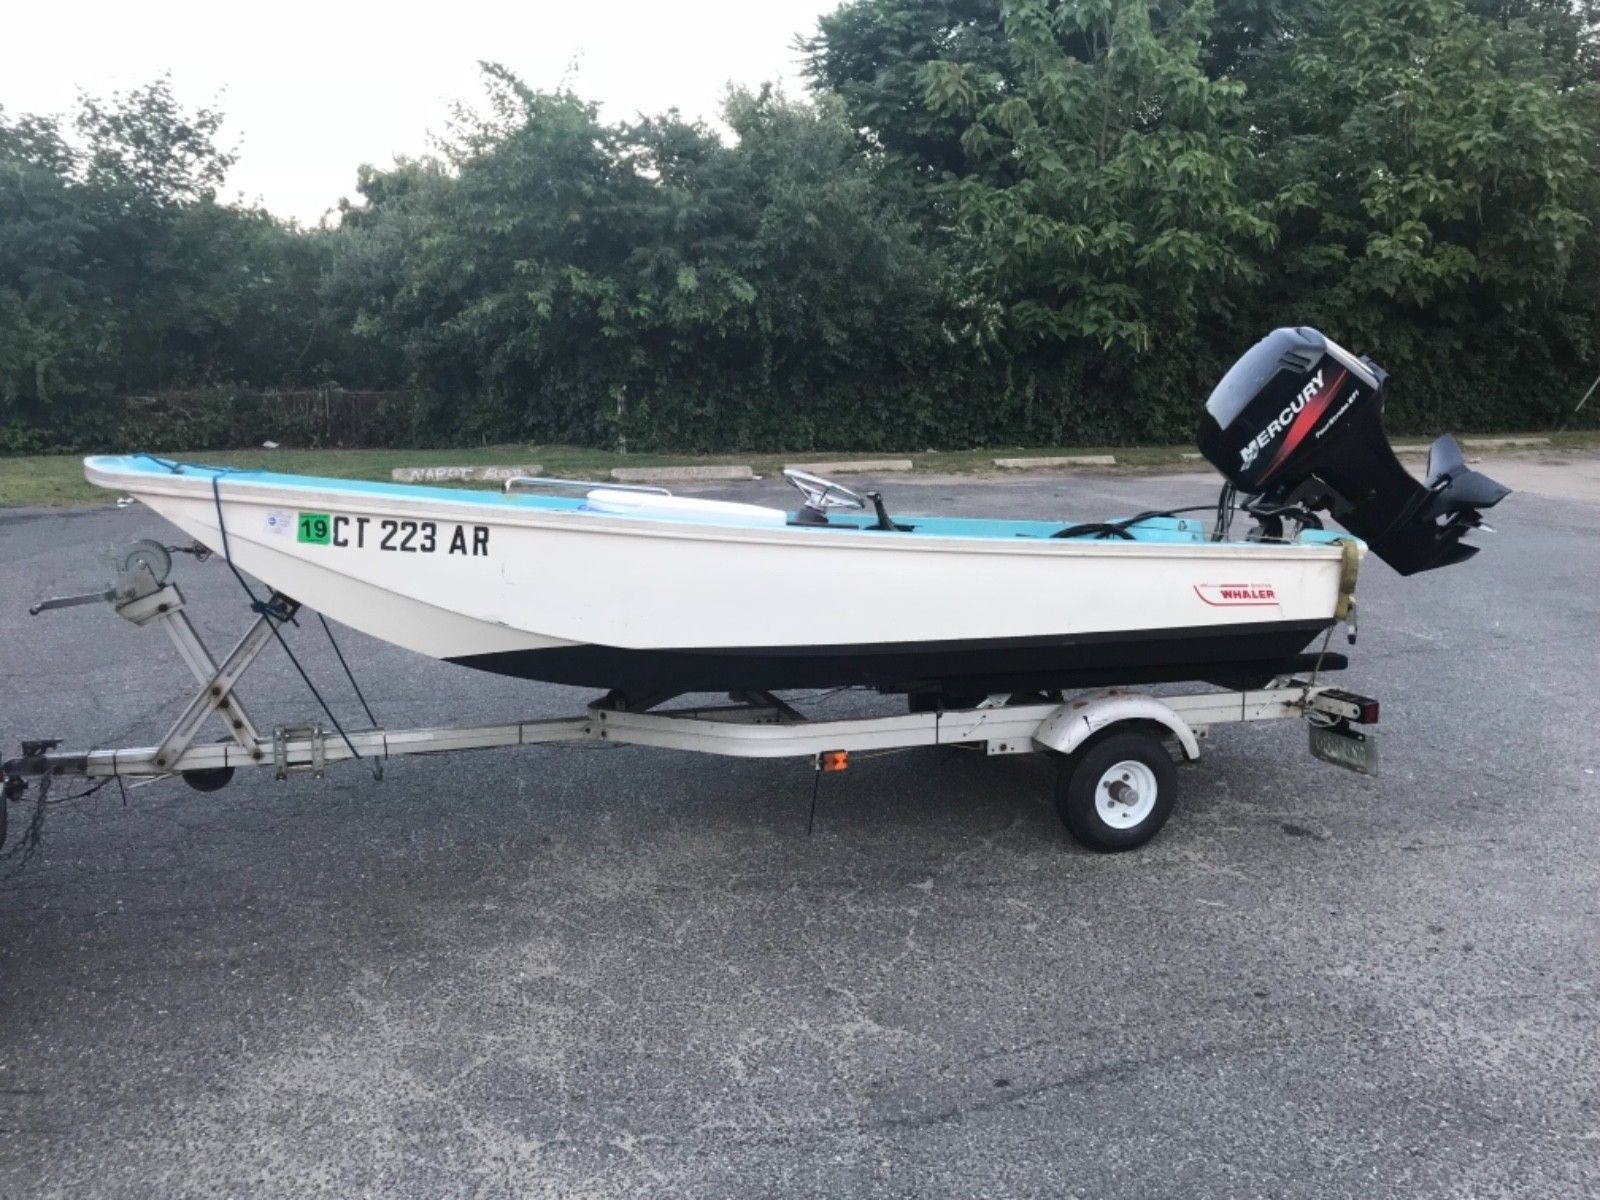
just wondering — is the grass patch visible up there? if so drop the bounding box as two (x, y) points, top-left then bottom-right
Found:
(0, 445), (669, 507)
(3, 431), (1596, 508)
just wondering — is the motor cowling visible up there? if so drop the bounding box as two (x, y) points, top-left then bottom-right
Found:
(1196, 327), (1510, 575)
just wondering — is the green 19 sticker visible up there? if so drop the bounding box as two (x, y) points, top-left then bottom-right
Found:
(297, 512), (332, 544)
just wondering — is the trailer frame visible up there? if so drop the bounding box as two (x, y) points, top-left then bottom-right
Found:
(3, 542), (1380, 851)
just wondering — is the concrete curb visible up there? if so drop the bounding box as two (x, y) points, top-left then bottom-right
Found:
(1395, 436), (1551, 456)
(392, 464), (542, 483)
(611, 465), (754, 483)
(785, 459), (914, 474)
(993, 454), (1117, 469)
(1462, 436), (1551, 449)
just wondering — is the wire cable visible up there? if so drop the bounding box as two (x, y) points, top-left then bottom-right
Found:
(1052, 503), (1220, 541)
(317, 613), (380, 729)
(1212, 482), (1238, 542)
(207, 470), (381, 779)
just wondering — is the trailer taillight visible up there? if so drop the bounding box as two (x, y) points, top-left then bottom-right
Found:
(1316, 688), (1380, 725)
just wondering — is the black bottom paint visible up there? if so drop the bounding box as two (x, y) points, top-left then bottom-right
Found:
(447, 620), (1338, 699)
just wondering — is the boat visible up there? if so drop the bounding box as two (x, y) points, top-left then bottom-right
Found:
(82, 327), (1508, 704)
(4, 327), (1511, 853)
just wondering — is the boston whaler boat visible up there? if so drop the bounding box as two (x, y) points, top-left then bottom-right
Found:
(4, 328), (1509, 851)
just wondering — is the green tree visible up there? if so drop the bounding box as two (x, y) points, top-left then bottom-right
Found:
(328, 66), (963, 450)
(923, 0), (1275, 355)
(2, 78), (348, 422)
(0, 109), (102, 403)
(803, 0), (1016, 178)
(5, 5), (1597, 455)
(809, 0), (1600, 434)
(1228, 0), (1599, 424)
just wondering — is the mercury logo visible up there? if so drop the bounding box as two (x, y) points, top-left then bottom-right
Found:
(1239, 370), (1324, 468)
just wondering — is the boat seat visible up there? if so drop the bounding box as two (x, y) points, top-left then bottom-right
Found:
(580, 489), (790, 528)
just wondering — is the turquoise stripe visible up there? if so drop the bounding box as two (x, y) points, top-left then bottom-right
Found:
(97, 454), (590, 511)
(89, 454), (1355, 549)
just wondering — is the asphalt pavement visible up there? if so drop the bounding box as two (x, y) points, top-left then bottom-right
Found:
(1, 460), (1597, 1199)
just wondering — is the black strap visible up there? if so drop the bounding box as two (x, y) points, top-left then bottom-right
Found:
(317, 613), (380, 729)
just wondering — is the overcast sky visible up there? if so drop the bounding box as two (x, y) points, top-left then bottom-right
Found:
(3, 0), (836, 224)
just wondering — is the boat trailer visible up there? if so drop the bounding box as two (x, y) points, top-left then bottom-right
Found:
(2, 542), (1381, 853)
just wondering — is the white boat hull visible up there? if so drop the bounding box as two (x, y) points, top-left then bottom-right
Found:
(86, 457), (1360, 696)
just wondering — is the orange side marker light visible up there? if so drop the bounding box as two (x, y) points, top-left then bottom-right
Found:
(818, 750), (849, 773)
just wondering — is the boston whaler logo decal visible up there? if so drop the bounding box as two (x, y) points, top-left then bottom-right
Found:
(1238, 367), (1350, 478)
(1194, 583), (1280, 607)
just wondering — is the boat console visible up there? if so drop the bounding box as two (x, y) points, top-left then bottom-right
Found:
(783, 469), (910, 531)
(1197, 326), (1509, 575)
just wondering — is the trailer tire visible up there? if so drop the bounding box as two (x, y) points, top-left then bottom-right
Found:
(1055, 731), (1176, 852)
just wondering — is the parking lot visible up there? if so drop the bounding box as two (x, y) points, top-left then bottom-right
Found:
(2, 461), (1598, 1199)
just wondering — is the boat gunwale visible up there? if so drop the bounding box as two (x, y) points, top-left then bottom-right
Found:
(84, 455), (1362, 562)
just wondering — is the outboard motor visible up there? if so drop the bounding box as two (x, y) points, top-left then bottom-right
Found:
(1197, 327), (1510, 575)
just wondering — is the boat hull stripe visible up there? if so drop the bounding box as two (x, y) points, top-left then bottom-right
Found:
(447, 619), (1335, 696)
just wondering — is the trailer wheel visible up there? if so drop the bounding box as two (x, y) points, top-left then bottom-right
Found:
(1055, 731), (1176, 852)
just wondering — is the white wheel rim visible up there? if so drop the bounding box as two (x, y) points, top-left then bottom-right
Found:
(1093, 759), (1158, 829)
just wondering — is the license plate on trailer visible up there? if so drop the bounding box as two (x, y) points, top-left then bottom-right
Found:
(1309, 723), (1379, 776)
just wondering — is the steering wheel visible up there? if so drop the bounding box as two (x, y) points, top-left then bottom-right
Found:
(782, 468), (866, 513)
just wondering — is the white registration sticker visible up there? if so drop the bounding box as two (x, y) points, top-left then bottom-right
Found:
(264, 510), (294, 537)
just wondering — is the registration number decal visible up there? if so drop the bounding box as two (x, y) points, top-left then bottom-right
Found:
(297, 512), (490, 556)
(297, 512), (332, 544)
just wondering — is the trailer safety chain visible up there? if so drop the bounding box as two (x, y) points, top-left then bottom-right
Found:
(0, 774), (126, 877)
(0, 773), (51, 874)
(208, 470), (383, 780)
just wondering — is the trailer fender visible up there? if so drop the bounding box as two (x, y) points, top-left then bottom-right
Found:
(1032, 692), (1201, 762)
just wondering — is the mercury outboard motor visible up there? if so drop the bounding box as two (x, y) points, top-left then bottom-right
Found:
(1197, 327), (1510, 575)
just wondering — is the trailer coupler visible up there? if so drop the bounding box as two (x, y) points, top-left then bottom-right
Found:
(3, 740), (71, 789)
